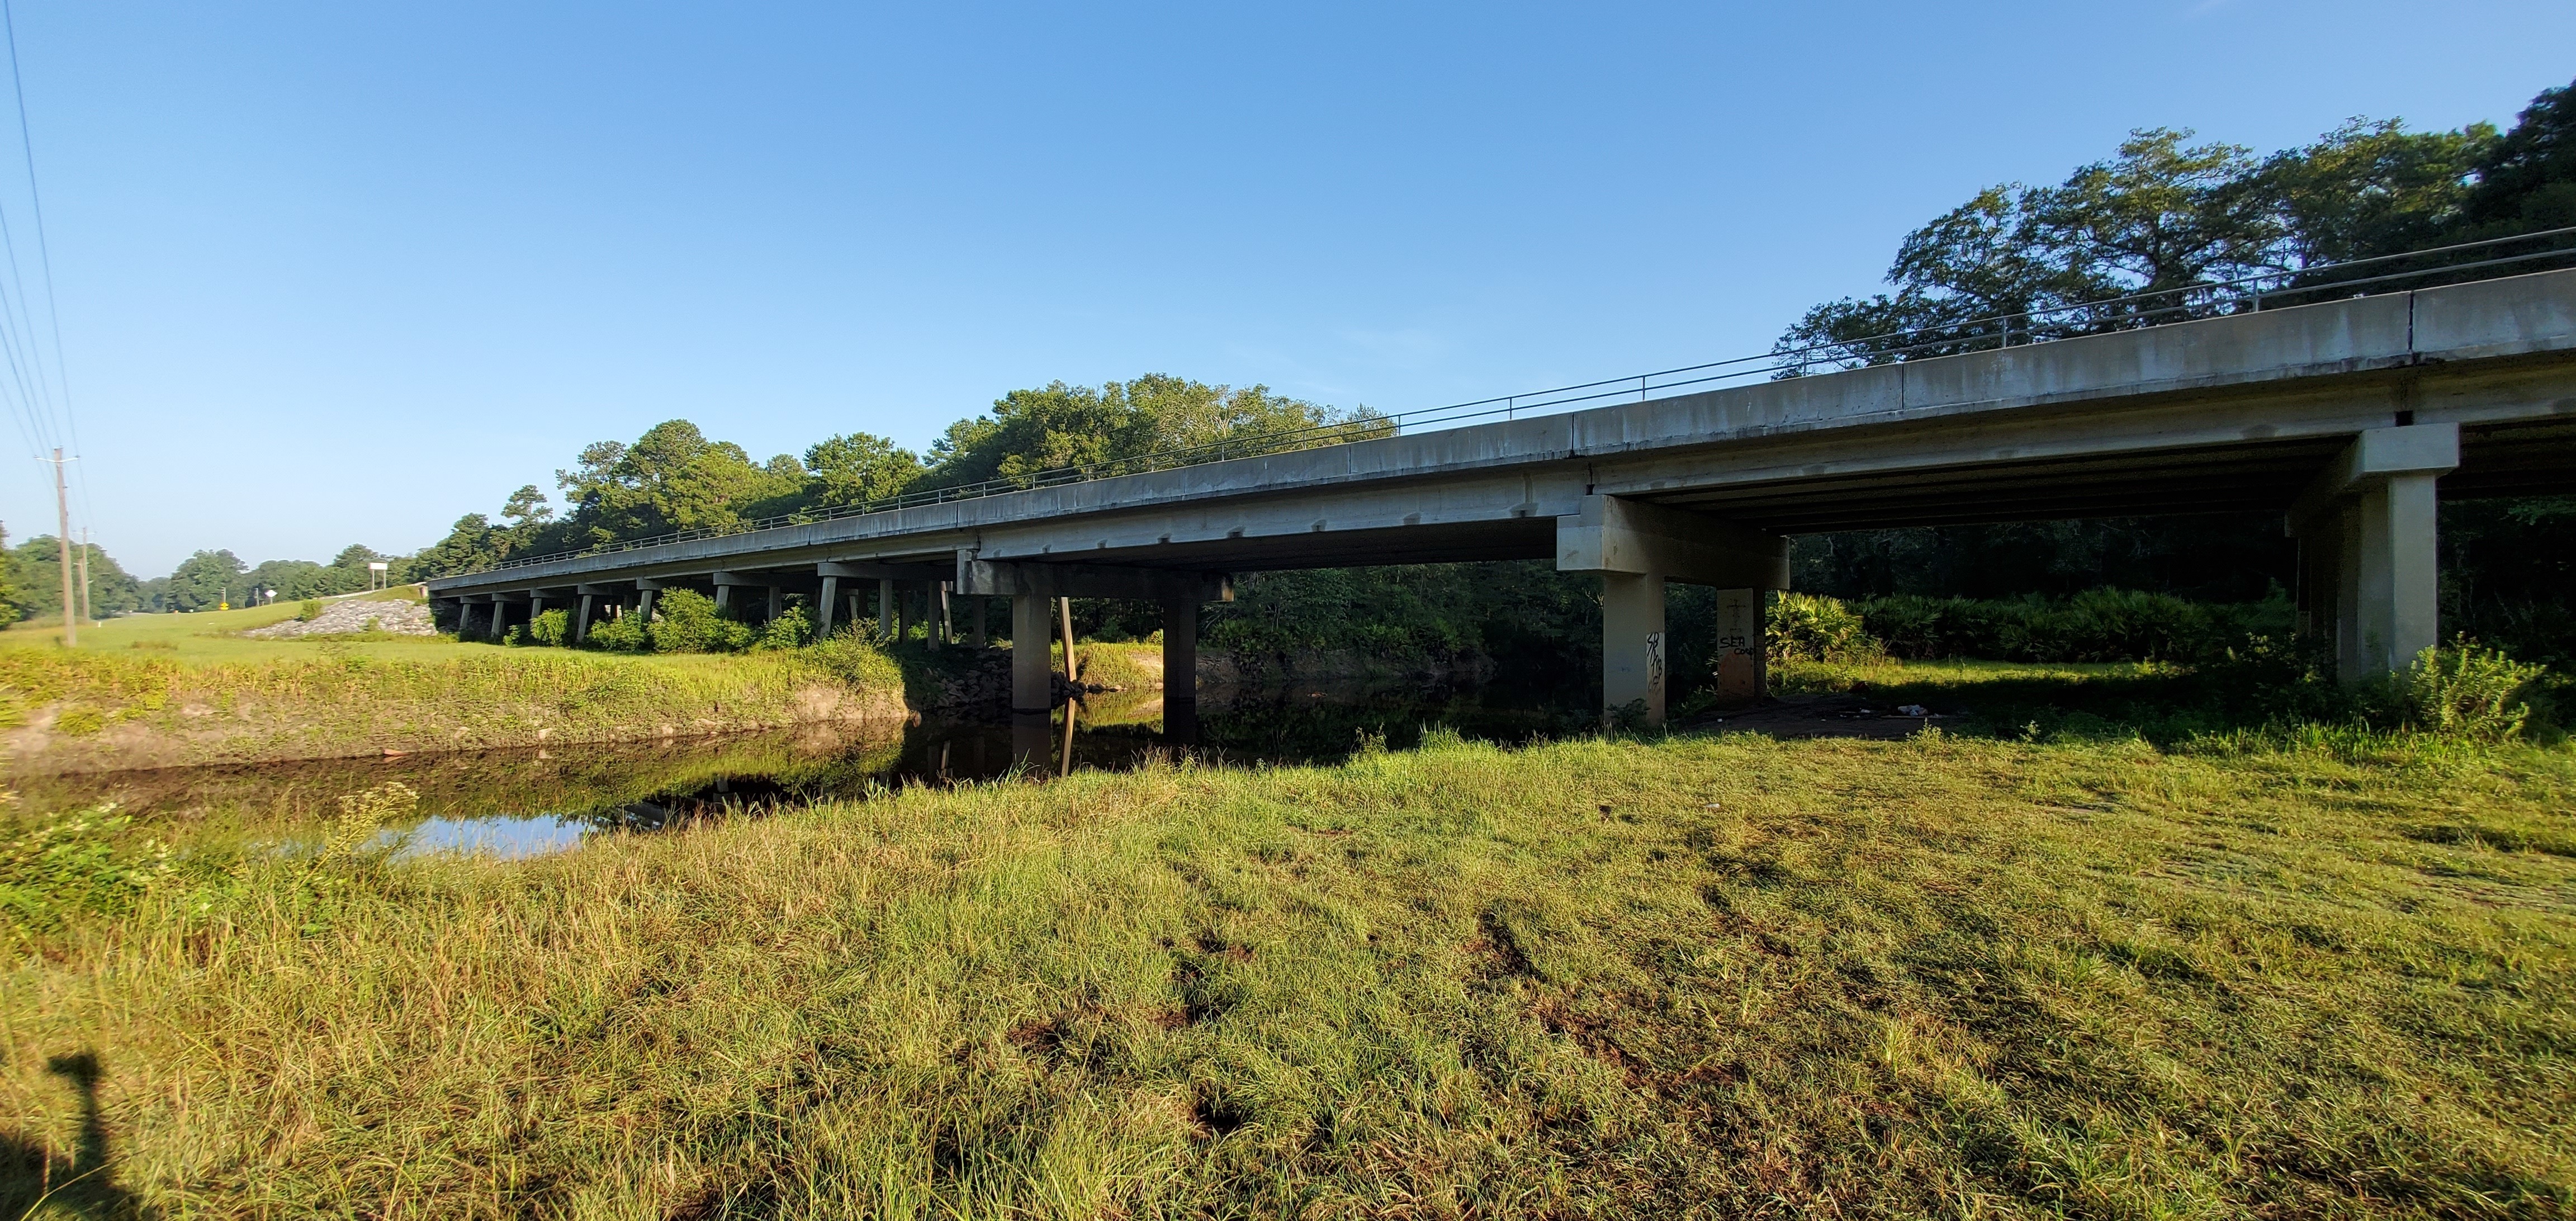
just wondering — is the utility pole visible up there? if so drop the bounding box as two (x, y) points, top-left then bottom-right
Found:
(49, 448), (74, 647)
(76, 526), (92, 626)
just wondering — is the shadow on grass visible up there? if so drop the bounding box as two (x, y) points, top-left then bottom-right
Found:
(0, 1052), (153, 1220)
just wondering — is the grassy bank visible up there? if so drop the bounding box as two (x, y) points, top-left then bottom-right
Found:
(3, 724), (2570, 1216)
(1, 599), (910, 772)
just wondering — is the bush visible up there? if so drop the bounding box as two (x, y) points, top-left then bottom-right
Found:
(296, 599), (323, 622)
(757, 607), (813, 651)
(527, 608), (572, 647)
(1768, 593), (1882, 665)
(2387, 638), (2546, 742)
(646, 589), (754, 654)
(584, 613), (647, 651)
(803, 630), (904, 688)
(1855, 588), (2294, 664)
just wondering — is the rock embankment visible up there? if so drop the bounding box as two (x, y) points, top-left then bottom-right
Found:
(244, 598), (438, 638)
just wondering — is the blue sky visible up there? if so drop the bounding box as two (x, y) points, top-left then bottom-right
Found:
(4, 1), (2572, 576)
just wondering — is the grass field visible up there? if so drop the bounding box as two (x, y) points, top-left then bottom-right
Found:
(1, 597), (913, 772)
(2, 713), (2569, 1217)
(0, 590), (458, 663)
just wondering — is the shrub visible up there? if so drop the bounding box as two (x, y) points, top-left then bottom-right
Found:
(2388, 638), (2546, 742)
(585, 613), (647, 651)
(1768, 593), (1882, 665)
(646, 589), (754, 654)
(296, 599), (323, 622)
(1855, 588), (2294, 665)
(527, 608), (572, 647)
(757, 607), (813, 651)
(803, 630), (904, 688)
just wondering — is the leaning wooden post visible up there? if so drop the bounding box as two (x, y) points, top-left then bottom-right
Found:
(1057, 596), (1078, 685)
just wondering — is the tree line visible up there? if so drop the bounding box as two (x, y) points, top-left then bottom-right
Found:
(0, 525), (403, 625)
(412, 375), (1387, 575)
(1787, 75), (2576, 666)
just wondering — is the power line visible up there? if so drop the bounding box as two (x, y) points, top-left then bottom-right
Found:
(0, 0), (89, 551)
(3, 0), (72, 458)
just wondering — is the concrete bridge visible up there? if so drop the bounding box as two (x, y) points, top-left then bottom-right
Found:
(429, 268), (2576, 730)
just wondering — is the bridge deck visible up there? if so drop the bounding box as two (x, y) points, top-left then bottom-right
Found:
(430, 268), (2576, 599)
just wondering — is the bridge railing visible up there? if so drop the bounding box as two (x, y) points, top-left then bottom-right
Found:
(452, 226), (2576, 579)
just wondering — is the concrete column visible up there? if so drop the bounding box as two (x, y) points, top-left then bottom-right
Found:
(575, 593), (596, 643)
(766, 586), (783, 623)
(1600, 572), (1667, 727)
(1557, 495), (1783, 730)
(714, 584), (733, 617)
(456, 601), (480, 639)
(1162, 597), (1199, 744)
(2337, 474), (2442, 680)
(817, 575), (840, 637)
(2288, 424), (2456, 684)
(878, 578), (896, 640)
(972, 597), (988, 648)
(638, 588), (657, 622)
(897, 584), (912, 643)
(929, 582), (946, 651)
(1011, 589), (1054, 716)
(489, 600), (511, 642)
(1712, 588), (1766, 706)
(528, 594), (547, 632)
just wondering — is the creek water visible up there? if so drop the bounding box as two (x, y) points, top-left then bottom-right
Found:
(13, 675), (1596, 860)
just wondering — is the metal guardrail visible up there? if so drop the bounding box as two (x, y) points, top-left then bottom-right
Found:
(453, 226), (2576, 578)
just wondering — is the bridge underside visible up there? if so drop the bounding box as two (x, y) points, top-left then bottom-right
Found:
(429, 270), (2576, 741)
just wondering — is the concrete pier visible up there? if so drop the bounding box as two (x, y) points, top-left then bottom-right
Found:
(2291, 423), (2458, 682)
(1557, 495), (1787, 727)
(1011, 585), (1053, 716)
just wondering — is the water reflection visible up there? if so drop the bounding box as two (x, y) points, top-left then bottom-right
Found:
(13, 672), (1592, 860)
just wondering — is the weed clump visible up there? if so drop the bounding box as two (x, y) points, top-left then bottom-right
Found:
(0, 803), (171, 941)
(2384, 638), (2546, 741)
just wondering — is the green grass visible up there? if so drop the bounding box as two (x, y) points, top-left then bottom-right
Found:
(1, 619), (910, 771)
(2, 724), (2569, 1216)
(0, 589), (443, 663)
